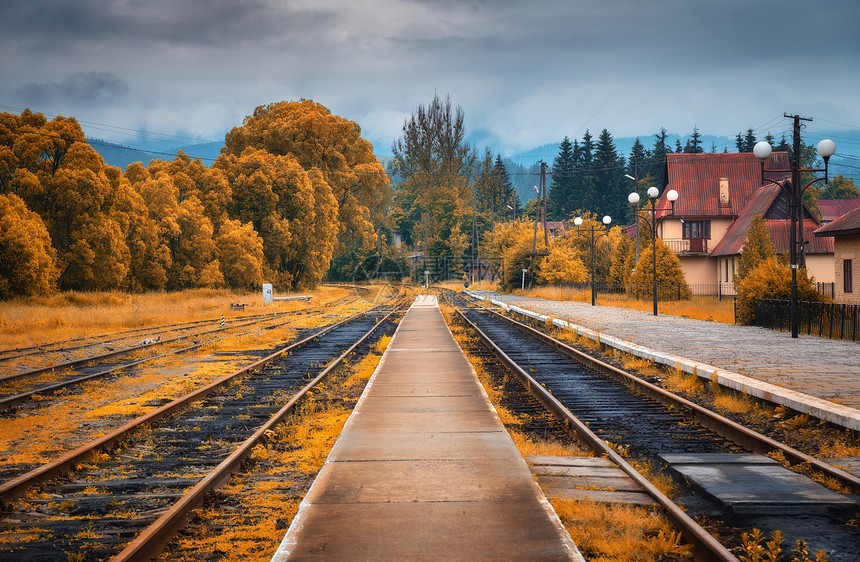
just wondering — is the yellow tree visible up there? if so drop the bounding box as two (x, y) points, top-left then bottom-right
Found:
(0, 193), (59, 298)
(483, 220), (542, 290)
(217, 218), (264, 290)
(216, 147), (337, 289)
(538, 237), (587, 284)
(223, 100), (388, 263)
(627, 237), (692, 300)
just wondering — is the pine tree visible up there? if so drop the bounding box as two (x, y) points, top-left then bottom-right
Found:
(587, 129), (626, 222)
(683, 126), (704, 153)
(548, 136), (576, 219)
(744, 128), (757, 153)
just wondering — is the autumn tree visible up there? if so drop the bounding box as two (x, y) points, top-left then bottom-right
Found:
(734, 214), (775, 289)
(223, 99), (389, 279)
(537, 237), (587, 284)
(0, 193), (59, 299)
(482, 220), (541, 290)
(736, 257), (821, 324)
(215, 147), (337, 289)
(390, 94), (477, 269)
(217, 218), (264, 290)
(627, 238), (692, 300)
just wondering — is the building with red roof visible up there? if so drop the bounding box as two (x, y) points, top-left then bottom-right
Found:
(818, 196), (860, 225)
(646, 152), (834, 294)
(815, 206), (860, 304)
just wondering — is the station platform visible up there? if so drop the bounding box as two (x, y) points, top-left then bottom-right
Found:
(469, 291), (860, 432)
(271, 295), (582, 561)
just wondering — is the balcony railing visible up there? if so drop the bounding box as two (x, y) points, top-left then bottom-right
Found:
(663, 238), (708, 255)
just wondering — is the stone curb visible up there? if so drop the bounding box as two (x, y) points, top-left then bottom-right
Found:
(466, 291), (860, 432)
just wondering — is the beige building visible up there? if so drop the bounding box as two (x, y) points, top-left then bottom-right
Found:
(815, 206), (860, 304)
(647, 152), (834, 294)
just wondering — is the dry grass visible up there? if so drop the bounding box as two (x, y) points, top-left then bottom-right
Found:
(0, 288), (364, 469)
(523, 285), (736, 324)
(0, 286), (353, 351)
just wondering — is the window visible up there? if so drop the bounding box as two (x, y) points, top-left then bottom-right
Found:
(725, 260), (729, 282)
(683, 220), (711, 239)
(845, 259), (854, 294)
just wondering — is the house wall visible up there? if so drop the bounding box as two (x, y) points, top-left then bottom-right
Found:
(834, 234), (860, 304)
(805, 254), (835, 285)
(678, 255), (718, 290)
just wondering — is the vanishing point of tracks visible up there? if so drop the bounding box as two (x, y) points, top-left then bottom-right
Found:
(0, 291), (406, 561)
(447, 291), (860, 561)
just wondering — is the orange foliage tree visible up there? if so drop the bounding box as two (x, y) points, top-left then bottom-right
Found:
(0, 193), (59, 298)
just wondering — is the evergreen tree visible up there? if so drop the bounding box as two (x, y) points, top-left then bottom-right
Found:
(744, 128), (757, 153)
(675, 139), (683, 153)
(735, 132), (745, 152)
(683, 126), (704, 153)
(548, 136), (576, 219)
(646, 128), (670, 188)
(586, 129), (626, 222)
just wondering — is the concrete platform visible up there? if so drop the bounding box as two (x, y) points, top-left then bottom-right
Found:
(272, 295), (582, 561)
(661, 453), (859, 515)
(527, 456), (656, 506)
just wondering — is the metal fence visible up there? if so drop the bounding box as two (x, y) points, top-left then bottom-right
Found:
(751, 299), (860, 341)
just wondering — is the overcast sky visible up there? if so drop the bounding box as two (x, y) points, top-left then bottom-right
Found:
(2, 0), (859, 157)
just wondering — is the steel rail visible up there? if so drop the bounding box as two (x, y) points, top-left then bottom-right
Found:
(111, 302), (405, 561)
(455, 307), (737, 562)
(0, 302), (394, 505)
(479, 305), (860, 495)
(0, 306), (346, 411)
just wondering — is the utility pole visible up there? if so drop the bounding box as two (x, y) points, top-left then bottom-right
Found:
(527, 161), (548, 289)
(788, 113), (811, 339)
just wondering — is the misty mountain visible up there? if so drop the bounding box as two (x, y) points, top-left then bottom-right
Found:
(90, 139), (223, 170)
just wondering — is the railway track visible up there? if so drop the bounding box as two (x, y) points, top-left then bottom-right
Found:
(0, 295), (405, 561)
(0, 290), (372, 412)
(446, 292), (860, 560)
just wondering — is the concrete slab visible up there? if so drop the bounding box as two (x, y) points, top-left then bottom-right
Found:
(662, 453), (858, 515)
(272, 297), (582, 561)
(826, 457), (860, 478)
(526, 456), (657, 506)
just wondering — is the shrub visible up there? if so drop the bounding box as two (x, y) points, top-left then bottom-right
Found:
(735, 256), (822, 324)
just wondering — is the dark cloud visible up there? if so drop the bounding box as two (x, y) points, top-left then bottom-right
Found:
(14, 72), (130, 107)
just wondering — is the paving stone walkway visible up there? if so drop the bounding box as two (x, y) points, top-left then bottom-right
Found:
(473, 292), (860, 411)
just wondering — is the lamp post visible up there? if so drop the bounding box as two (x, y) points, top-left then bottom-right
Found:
(753, 116), (835, 338)
(628, 187), (679, 315)
(625, 176), (641, 262)
(574, 214), (612, 306)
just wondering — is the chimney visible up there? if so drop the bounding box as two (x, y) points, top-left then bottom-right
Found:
(719, 178), (730, 205)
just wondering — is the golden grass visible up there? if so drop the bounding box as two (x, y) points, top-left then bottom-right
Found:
(0, 291), (363, 469)
(523, 285), (736, 324)
(0, 286), (354, 351)
(550, 497), (694, 561)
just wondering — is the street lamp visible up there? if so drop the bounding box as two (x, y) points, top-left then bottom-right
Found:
(574, 214), (612, 306)
(626, 183), (641, 262)
(753, 115), (835, 338)
(628, 187), (679, 315)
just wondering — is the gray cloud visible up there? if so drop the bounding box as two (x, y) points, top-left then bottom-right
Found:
(1, 0), (858, 156)
(14, 72), (130, 107)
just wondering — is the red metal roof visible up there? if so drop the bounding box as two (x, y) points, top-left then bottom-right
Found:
(815, 206), (860, 237)
(710, 181), (832, 256)
(655, 152), (790, 219)
(818, 197), (860, 223)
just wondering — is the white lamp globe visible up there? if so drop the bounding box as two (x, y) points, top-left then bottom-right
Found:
(647, 186), (660, 198)
(602, 215), (611, 225)
(753, 141), (772, 160)
(628, 192), (640, 204)
(666, 189), (679, 202)
(817, 139), (836, 159)
(574, 216), (583, 226)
